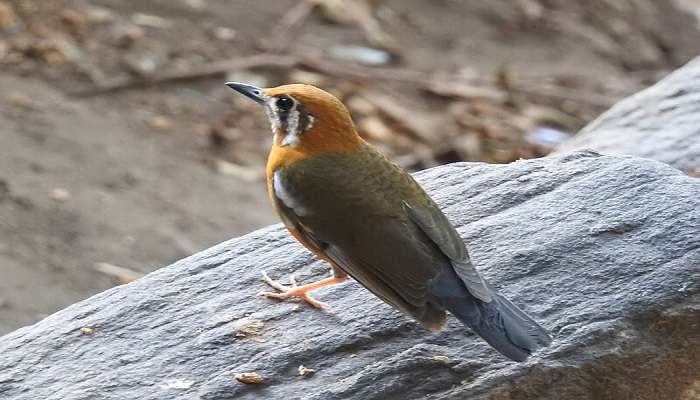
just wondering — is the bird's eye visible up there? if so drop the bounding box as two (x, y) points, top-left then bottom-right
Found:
(276, 96), (294, 111)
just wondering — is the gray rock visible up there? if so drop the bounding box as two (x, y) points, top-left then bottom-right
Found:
(1, 150), (699, 400)
(556, 57), (700, 174)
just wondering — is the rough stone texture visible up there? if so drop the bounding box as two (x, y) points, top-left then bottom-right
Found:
(556, 57), (700, 174)
(1, 150), (699, 400)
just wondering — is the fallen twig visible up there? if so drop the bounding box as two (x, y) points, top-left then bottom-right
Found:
(72, 53), (434, 97)
(72, 54), (298, 97)
(511, 82), (616, 109)
(361, 89), (447, 144)
(258, 1), (316, 53)
(309, 0), (396, 50)
(427, 81), (509, 102)
(93, 262), (144, 284)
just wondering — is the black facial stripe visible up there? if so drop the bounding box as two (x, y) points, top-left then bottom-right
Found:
(278, 102), (292, 134)
(297, 103), (312, 133)
(278, 99), (313, 136)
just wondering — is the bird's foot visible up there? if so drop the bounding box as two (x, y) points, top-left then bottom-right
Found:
(258, 271), (345, 309)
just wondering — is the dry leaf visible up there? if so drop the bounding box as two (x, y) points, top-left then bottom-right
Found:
(357, 116), (393, 143)
(522, 105), (579, 130)
(288, 70), (327, 87)
(345, 95), (377, 115)
(234, 320), (266, 342)
(60, 9), (90, 30)
(233, 372), (263, 384)
(6, 92), (34, 109)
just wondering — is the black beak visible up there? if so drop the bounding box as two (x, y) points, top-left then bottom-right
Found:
(225, 82), (266, 105)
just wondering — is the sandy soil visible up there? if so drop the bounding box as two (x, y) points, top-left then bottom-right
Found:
(1, 0), (699, 334)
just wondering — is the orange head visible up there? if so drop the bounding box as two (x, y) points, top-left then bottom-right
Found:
(226, 82), (365, 171)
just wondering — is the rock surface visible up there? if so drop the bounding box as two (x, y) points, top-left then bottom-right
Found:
(1, 150), (699, 400)
(556, 57), (700, 174)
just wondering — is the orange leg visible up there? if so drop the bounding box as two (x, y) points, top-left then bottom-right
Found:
(258, 271), (347, 309)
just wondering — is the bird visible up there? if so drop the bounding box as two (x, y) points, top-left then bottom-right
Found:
(226, 82), (552, 361)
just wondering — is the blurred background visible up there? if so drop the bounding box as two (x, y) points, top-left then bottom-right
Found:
(1, 0), (700, 335)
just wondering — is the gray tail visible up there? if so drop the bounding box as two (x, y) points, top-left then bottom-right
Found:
(471, 289), (552, 361)
(430, 268), (552, 362)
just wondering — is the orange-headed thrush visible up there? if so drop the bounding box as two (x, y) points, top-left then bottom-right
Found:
(226, 82), (552, 361)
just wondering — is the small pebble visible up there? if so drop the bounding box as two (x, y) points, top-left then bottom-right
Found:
(6, 92), (34, 109)
(182, 0), (205, 10)
(112, 24), (145, 48)
(60, 8), (89, 30)
(298, 365), (316, 377)
(145, 115), (172, 131)
(49, 188), (71, 202)
(212, 27), (237, 41)
(159, 379), (194, 390)
(84, 6), (115, 24)
(328, 46), (391, 66)
(131, 13), (172, 29)
(0, 2), (18, 29)
(80, 327), (95, 335)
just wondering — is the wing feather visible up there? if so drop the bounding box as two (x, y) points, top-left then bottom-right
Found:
(272, 187), (445, 327)
(402, 201), (493, 303)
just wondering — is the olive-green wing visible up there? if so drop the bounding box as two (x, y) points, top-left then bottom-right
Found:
(274, 193), (446, 329)
(402, 200), (493, 303)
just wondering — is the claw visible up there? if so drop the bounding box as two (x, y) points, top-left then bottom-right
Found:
(257, 271), (346, 309)
(261, 270), (290, 292)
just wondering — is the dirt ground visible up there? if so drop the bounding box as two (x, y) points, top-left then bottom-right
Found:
(1, 0), (699, 335)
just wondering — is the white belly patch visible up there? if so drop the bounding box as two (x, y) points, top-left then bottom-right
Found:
(273, 170), (309, 216)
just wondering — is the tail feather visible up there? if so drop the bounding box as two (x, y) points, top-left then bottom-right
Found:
(430, 265), (552, 362)
(470, 291), (552, 361)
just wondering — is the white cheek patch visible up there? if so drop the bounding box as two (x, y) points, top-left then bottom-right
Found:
(273, 170), (309, 216)
(281, 108), (300, 147)
(281, 133), (300, 147)
(286, 108), (300, 135)
(265, 105), (281, 133)
(282, 113), (314, 147)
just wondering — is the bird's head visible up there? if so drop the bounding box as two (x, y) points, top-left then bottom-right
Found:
(226, 82), (364, 156)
